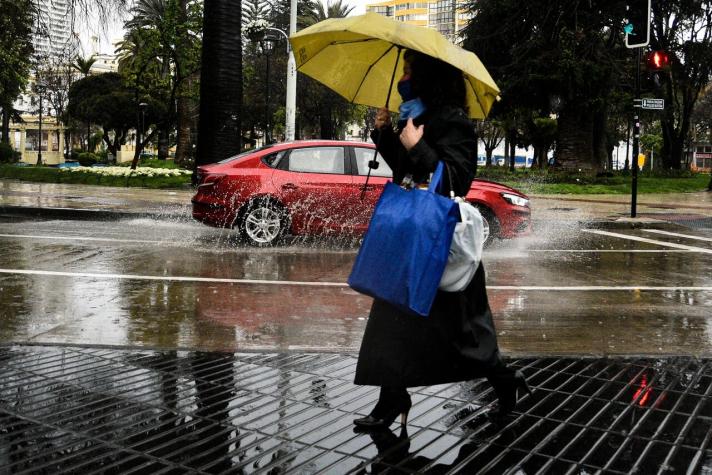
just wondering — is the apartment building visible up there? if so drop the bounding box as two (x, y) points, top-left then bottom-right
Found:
(34, 0), (73, 58)
(366, 0), (471, 39)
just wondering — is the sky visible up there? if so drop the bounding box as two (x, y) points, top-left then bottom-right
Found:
(77, 0), (372, 56)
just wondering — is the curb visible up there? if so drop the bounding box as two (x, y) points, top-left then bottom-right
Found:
(0, 205), (191, 221)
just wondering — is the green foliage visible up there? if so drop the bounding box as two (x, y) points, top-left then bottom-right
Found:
(73, 56), (97, 77)
(0, 0), (35, 116)
(77, 152), (99, 166)
(476, 167), (709, 194)
(67, 72), (136, 157)
(0, 142), (20, 163)
(116, 158), (184, 169)
(118, 0), (203, 165)
(0, 164), (190, 189)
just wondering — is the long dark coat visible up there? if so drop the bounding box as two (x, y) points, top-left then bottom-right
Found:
(354, 105), (504, 388)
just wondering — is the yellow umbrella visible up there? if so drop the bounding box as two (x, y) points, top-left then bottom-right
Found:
(289, 12), (500, 119)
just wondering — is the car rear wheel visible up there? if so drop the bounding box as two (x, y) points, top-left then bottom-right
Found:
(473, 205), (499, 246)
(239, 198), (287, 246)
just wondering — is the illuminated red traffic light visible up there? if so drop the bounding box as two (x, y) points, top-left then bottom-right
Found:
(646, 50), (670, 70)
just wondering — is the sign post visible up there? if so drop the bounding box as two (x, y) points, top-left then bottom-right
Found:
(625, 0), (652, 218)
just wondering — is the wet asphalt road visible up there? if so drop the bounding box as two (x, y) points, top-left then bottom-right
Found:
(1, 214), (711, 356)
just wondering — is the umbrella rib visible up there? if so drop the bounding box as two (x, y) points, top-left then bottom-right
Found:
(351, 43), (397, 104)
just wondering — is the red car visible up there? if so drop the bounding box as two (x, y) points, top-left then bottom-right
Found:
(192, 140), (531, 245)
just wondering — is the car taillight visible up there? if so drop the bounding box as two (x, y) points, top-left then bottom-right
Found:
(198, 173), (226, 189)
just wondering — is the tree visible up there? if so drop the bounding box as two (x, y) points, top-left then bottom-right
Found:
(476, 119), (504, 168)
(196, 0), (243, 174)
(526, 117), (557, 169)
(302, 0), (354, 24)
(122, 0), (202, 163)
(0, 0), (35, 144)
(67, 72), (145, 158)
(73, 55), (96, 77)
(40, 45), (81, 159)
(651, 0), (712, 170)
(463, 0), (631, 172)
(296, 0), (358, 139)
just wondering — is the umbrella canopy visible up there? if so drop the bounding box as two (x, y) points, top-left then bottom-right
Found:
(289, 12), (500, 119)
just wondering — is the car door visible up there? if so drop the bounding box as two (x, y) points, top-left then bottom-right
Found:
(271, 145), (354, 235)
(348, 146), (393, 232)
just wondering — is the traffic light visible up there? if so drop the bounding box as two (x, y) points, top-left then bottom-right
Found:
(646, 50), (670, 71)
(643, 50), (670, 91)
(625, 0), (651, 48)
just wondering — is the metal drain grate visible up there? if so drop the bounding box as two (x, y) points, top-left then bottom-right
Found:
(1, 346), (710, 474)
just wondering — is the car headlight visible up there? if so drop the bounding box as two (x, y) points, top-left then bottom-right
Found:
(501, 192), (529, 207)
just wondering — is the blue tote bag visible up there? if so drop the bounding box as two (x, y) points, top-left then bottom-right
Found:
(348, 162), (460, 317)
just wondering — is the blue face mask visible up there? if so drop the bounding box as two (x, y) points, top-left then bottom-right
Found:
(398, 77), (415, 102)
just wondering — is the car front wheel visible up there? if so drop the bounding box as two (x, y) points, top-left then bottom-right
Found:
(239, 198), (287, 245)
(473, 205), (499, 246)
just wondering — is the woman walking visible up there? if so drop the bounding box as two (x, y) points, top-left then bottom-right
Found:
(353, 50), (529, 430)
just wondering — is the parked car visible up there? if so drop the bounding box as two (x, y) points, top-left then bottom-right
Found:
(192, 140), (531, 245)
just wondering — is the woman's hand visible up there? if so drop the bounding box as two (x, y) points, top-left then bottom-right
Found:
(399, 118), (424, 151)
(375, 107), (392, 130)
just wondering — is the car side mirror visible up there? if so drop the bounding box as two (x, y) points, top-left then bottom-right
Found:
(368, 160), (379, 170)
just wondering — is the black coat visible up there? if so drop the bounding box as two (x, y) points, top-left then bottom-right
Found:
(353, 105), (503, 388)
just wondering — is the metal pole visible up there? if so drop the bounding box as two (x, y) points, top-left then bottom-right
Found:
(286, 0), (297, 141)
(37, 89), (43, 166)
(631, 47), (641, 218)
(265, 50), (271, 144)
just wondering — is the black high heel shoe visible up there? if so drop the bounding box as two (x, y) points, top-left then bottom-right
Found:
(354, 388), (412, 430)
(489, 370), (531, 419)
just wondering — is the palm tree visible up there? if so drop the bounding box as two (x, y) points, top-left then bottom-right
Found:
(72, 55), (97, 149)
(195, 0), (243, 173)
(302, 0), (354, 25)
(300, 0), (355, 138)
(73, 55), (96, 77)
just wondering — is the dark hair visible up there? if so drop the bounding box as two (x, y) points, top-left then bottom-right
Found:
(404, 50), (467, 111)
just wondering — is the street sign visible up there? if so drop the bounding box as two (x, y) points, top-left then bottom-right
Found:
(641, 98), (664, 110)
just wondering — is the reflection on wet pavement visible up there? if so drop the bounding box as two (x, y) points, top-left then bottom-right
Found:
(1, 346), (710, 473)
(1, 216), (711, 355)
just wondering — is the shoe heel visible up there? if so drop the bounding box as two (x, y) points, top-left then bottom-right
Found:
(400, 409), (409, 426)
(515, 371), (532, 396)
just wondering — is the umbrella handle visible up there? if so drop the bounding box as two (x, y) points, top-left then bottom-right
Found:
(361, 46), (402, 201)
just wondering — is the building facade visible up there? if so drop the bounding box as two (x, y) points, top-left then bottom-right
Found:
(366, 0), (471, 39)
(33, 0), (73, 58)
(689, 143), (712, 172)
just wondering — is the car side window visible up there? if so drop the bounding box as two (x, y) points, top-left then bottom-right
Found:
(262, 150), (287, 168)
(288, 147), (345, 174)
(353, 147), (393, 178)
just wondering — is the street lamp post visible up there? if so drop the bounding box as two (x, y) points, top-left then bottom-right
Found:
(139, 102), (148, 158)
(250, 25), (297, 141)
(36, 81), (46, 166)
(260, 39), (275, 144)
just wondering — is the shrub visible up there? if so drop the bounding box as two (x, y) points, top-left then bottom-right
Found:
(77, 152), (99, 166)
(0, 143), (20, 163)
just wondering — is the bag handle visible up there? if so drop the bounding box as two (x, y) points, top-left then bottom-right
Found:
(427, 161), (456, 198)
(427, 162), (444, 193)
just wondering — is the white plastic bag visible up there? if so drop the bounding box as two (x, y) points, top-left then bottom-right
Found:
(439, 199), (484, 292)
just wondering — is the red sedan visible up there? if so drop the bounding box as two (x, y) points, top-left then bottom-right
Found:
(192, 140), (531, 245)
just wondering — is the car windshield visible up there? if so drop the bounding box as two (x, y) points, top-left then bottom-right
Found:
(218, 145), (274, 164)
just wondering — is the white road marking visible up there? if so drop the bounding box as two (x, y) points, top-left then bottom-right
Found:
(0, 269), (348, 286)
(525, 249), (694, 253)
(0, 234), (165, 244)
(641, 229), (712, 243)
(1, 268), (711, 291)
(583, 229), (712, 254)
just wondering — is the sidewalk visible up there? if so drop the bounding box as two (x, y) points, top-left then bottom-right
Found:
(2, 178), (712, 225)
(1, 344), (710, 473)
